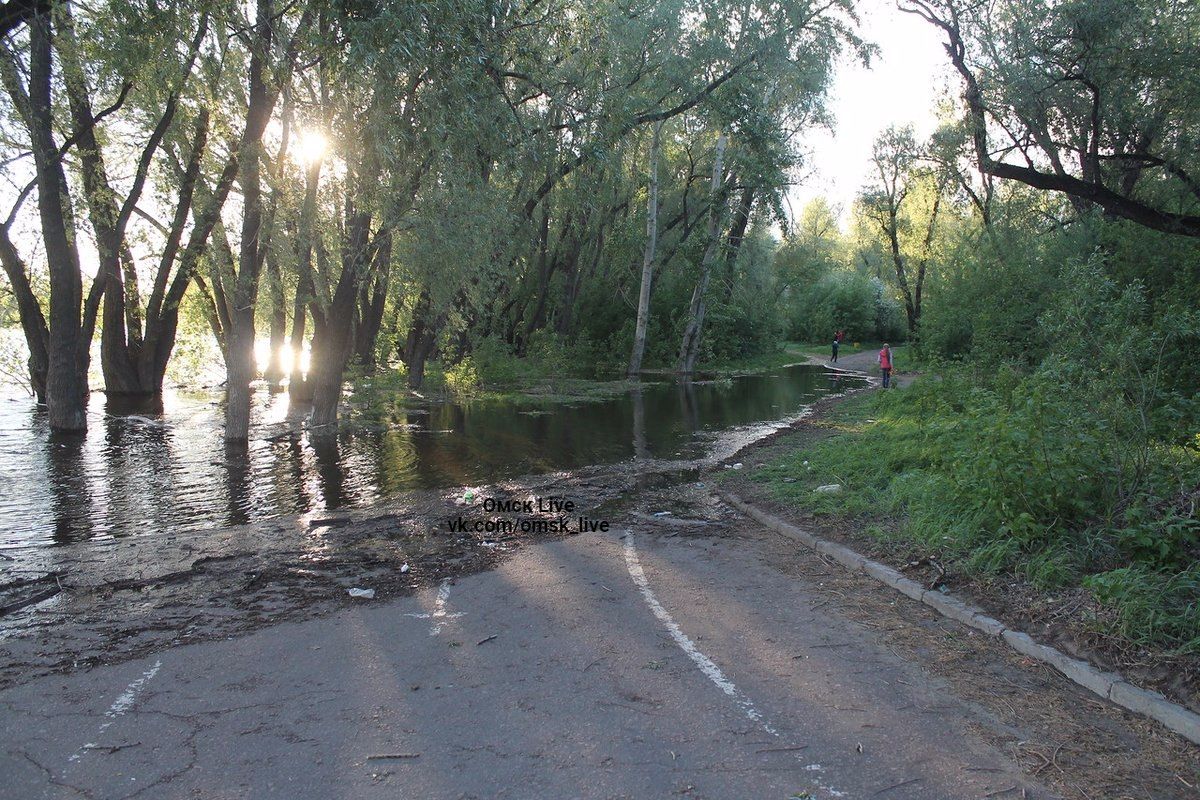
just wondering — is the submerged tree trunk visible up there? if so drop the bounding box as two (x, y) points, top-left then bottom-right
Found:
(224, 13), (270, 440)
(263, 254), (288, 388)
(0, 229), (49, 402)
(628, 121), (662, 378)
(24, 16), (93, 430)
(224, 0), (291, 441)
(288, 155), (324, 400)
(677, 134), (728, 375)
(402, 290), (445, 389)
(310, 201), (374, 428)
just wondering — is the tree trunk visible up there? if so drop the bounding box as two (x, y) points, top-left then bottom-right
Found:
(224, 305), (258, 441)
(402, 290), (444, 389)
(224, 0), (276, 441)
(288, 157), (324, 399)
(0, 228), (49, 402)
(353, 230), (391, 371)
(628, 121), (662, 378)
(26, 16), (90, 431)
(720, 186), (755, 301)
(288, 296), (311, 398)
(309, 203), (373, 428)
(677, 134), (728, 375)
(263, 254), (288, 388)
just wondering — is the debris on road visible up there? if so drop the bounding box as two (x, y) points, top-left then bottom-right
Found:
(347, 588), (375, 599)
(366, 753), (420, 760)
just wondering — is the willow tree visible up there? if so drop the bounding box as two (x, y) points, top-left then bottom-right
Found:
(860, 125), (949, 338)
(0, 0), (309, 434)
(201, 0), (314, 441)
(0, 12), (98, 429)
(902, 0), (1200, 238)
(458, 0), (863, 366)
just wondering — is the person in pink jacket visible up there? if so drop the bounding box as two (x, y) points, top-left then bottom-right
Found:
(878, 343), (893, 388)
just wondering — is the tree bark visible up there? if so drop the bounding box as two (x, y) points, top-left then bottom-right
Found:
(26, 16), (90, 431)
(677, 134), (728, 375)
(263, 253), (288, 388)
(224, 0), (279, 441)
(288, 156), (324, 399)
(353, 229), (391, 371)
(628, 121), (662, 378)
(0, 227), (49, 402)
(402, 290), (445, 389)
(310, 200), (374, 428)
(719, 185), (755, 301)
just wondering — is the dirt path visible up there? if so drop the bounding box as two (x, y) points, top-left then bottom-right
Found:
(815, 346), (916, 387)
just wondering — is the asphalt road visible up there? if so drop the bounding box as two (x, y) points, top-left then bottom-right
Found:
(0, 500), (1056, 800)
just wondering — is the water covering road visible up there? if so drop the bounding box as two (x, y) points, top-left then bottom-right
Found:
(0, 364), (862, 551)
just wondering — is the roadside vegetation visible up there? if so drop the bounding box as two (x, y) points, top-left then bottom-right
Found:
(755, 261), (1200, 653)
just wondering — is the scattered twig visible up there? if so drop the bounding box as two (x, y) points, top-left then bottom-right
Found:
(366, 753), (420, 760)
(82, 741), (141, 754)
(754, 745), (808, 754)
(476, 634), (498, 646)
(0, 584), (61, 616)
(874, 777), (921, 795)
(982, 787), (1018, 798)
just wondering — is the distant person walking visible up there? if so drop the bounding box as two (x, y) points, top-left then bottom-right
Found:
(878, 343), (893, 388)
(831, 332), (840, 363)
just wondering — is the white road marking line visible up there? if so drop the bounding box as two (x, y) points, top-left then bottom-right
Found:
(623, 531), (777, 734)
(67, 659), (162, 763)
(404, 578), (465, 636)
(623, 530), (847, 798)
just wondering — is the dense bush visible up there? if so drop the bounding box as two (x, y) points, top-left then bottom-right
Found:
(787, 271), (905, 344)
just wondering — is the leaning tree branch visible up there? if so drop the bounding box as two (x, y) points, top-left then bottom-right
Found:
(900, 0), (1200, 237)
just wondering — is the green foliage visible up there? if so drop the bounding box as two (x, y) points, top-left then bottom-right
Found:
(786, 271), (904, 343)
(754, 354), (1200, 652)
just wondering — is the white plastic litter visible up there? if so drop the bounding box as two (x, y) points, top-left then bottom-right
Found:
(653, 511), (673, 517)
(400, 563), (410, 573)
(348, 588), (375, 599)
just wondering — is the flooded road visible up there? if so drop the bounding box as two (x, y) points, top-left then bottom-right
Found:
(0, 364), (863, 552)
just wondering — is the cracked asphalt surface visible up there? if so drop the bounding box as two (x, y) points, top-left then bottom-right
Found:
(0, 492), (1061, 800)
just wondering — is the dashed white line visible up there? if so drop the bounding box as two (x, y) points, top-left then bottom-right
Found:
(404, 578), (465, 636)
(68, 659), (162, 763)
(622, 529), (846, 798)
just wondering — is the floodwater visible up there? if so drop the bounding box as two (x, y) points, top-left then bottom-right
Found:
(0, 364), (864, 551)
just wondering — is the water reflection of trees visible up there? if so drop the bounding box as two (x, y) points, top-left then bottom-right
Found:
(46, 432), (93, 544)
(20, 367), (865, 543)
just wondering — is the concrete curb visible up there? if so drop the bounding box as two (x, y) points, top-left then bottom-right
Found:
(719, 490), (1200, 747)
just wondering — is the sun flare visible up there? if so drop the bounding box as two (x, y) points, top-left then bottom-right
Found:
(297, 129), (328, 165)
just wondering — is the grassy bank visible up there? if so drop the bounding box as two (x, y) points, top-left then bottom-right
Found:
(747, 374), (1200, 655)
